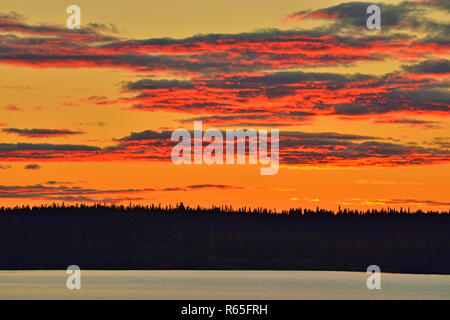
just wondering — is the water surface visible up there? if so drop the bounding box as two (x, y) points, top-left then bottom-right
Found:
(0, 270), (448, 299)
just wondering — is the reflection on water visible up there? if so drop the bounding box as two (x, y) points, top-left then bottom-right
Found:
(0, 270), (449, 299)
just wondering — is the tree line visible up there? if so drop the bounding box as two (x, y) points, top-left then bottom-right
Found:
(0, 203), (448, 274)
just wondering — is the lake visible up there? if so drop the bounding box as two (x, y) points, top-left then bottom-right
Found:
(0, 270), (448, 299)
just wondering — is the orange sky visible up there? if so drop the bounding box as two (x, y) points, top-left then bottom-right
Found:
(0, 0), (449, 210)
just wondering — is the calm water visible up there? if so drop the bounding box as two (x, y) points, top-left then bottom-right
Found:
(0, 270), (449, 299)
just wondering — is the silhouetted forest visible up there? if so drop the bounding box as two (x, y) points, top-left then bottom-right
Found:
(0, 203), (449, 274)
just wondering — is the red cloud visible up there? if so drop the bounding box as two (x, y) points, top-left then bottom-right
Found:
(0, 130), (448, 168)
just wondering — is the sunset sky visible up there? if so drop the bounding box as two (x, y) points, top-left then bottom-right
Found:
(0, 0), (449, 210)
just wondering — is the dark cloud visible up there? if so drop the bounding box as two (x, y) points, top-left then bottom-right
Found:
(280, 139), (450, 166)
(334, 89), (450, 115)
(0, 143), (102, 161)
(0, 11), (118, 41)
(280, 131), (377, 141)
(120, 66), (448, 121)
(286, 1), (450, 34)
(334, 103), (370, 115)
(403, 60), (450, 74)
(0, 13), (434, 75)
(2, 128), (84, 138)
(0, 126), (448, 167)
(205, 71), (372, 89)
(0, 143), (100, 152)
(25, 164), (40, 170)
(45, 180), (74, 185)
(375, 118), (443, 129)
(430, 0), (450, 12)
(186, 184), (243, 190)
(111, 128), (450, 166)
(0, 6), (447, 80)
(116, 130), (173, 141)
(73, 121), (107, 127)
(0, 183), (244, 203)
(426, 137), (450, 149)
(287, 1), (413, 28)
(125, 79), (195, 90)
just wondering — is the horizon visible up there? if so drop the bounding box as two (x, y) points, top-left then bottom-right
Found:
(1, 201), (450, 214)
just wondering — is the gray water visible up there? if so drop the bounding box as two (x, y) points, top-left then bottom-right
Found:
(0, 270), (449, 299)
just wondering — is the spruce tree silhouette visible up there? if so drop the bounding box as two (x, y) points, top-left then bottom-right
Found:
(0, 203), (448, 273)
